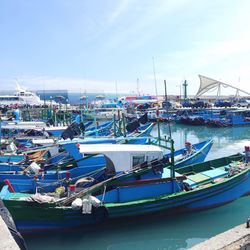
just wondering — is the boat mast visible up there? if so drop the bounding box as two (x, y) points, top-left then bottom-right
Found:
(0, 117), (2, 151)
(164, 80), (172, 139)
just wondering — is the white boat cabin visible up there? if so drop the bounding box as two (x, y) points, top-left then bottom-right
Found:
(79, 144), (164, 172)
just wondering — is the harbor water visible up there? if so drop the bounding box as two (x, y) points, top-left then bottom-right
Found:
(24, 123), (250, 250)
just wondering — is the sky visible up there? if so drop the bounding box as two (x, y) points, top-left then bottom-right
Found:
(0, 0), (250, 96)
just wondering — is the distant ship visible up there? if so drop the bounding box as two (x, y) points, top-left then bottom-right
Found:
(0, 83), (56, 106)
(119, 95), (158, 105)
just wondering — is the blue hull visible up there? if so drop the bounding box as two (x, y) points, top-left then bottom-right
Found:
(0, 155), (25, 163)
(165, 139), (213, 169)
(107, 170), (250, 218)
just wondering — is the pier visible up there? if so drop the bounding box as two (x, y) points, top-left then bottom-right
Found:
(0, 216), (20, 249)
(191, 221), (250, 250)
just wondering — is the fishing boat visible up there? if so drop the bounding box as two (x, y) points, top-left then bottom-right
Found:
(0, 83), (58, 106)
(0, 137), (213, 193)
(1, 152), (249, 233)
(124, 122), (155, 137)
(167, 139), (213, 169)
(57, 138), (213, 173)
(207, 110), (250, 127)
(0, 144), (165, 193)
(84, 121), (114, 137)
(119, 95), (158, 106)
(0, 139), (61, 164)
(176, 109), (223, 126)
(2, 122), (90, 139)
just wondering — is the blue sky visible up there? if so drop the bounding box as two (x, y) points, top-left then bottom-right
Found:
(0, 0), (250, 96)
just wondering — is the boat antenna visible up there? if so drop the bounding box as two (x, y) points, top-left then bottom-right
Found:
(14, 78), (26, 92)
(152, 56), (158, 99)
(115, 80), (118, 99)
(43, 81), (46, 106)
(137, 78), (140, 96)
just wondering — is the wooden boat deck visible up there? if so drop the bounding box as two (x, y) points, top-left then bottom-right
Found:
(184, 167), (228, 187)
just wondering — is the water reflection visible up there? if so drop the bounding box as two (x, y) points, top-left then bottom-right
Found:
(159, 123), (250, 143)
(152, 124), (250, 160)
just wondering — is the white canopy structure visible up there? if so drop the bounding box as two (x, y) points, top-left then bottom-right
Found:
(195, 75), (250, 98)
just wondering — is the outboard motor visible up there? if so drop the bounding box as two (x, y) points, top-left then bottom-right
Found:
(245, 146), (250, 163)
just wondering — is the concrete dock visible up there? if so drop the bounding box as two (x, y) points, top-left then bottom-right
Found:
(190, 221), (250, 250)
(0, 216), (20, 250)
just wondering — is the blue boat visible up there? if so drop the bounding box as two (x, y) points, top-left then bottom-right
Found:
(125, 122), (155, 137)
(84, 121), (114, 136)
(0, 154), (25, 163)
(45, 121), (94, 137)
(0, 139), (213, 193)
(1, 153), (249, 233)
(177, 109), (224, 126)
(0, 144), (164, 193)
(169, 139), (213, 169)
(207, 110), (250, 127)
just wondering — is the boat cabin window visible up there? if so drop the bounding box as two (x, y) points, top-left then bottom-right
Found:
(146, 155), (158, 162)
(132, 155), (145, 168)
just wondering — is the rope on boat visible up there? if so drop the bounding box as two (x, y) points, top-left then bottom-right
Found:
(36, 167), (106, 191)
(101, 185), (107, 203)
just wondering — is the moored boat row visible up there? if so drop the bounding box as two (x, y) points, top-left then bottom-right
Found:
(1, 153), (249, 233)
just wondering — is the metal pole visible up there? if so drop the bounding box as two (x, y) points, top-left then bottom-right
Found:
(164, 80), (167, 101)
(94, 107), (98, 136)
(113, 114), (116, 137)
(156, 109), (161, 145)
(118, 109), (121, 135)
(0, 117), (2, 151)
(170, 138), (175, 193)
(122, 112), (126, 137)
(183, 80), (188, 101)
(170, 138), (175, 179)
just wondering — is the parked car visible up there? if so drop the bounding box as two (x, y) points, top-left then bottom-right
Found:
(214, 100), (232, 108)
(192, 101), (213, 108)
(181, 101), (194, 108)
(232, 99), (250, 108)
(162, 101), (172, 109)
